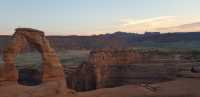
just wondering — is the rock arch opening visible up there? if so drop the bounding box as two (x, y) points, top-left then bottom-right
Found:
(16, 50), (43, 86)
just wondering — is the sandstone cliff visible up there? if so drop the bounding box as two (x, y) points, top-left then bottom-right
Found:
(66, 62), (96, 91)
(88, 49), (200, 88)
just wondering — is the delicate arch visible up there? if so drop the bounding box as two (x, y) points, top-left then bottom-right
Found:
(1, 28), (64, 81)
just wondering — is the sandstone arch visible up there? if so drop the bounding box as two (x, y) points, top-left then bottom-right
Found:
(1, 28), (64, 82)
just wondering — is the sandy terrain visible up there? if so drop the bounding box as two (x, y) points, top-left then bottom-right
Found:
(0, 78), (200, 97)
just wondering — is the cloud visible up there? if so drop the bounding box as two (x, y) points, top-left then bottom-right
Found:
(117, 16), (200, 33)
(157, 22), (200, 32)
(120, 16), (176, 26)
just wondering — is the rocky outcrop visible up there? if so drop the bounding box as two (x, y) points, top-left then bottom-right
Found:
(191, 65), (200, 73)
(89, 49), (193, 66)
(89, 49), (199, 88)
(0, 28), (65, 82)
(66, 63), (96, 91)
(0, 28), (69, 97)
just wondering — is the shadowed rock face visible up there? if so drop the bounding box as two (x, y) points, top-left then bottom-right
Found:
(18, 68), (42, 86)
(66, 63), (96, 91)
(88, 49), (200, 88)
(0, 28), (65, 82)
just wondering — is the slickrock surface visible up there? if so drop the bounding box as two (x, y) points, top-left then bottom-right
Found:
(151, 78), (200, 97)
(77, 78), (200, 97)
(1, 78), (200, 97)
(0, 80), (73, 97)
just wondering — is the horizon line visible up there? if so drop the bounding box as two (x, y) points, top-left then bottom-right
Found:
(0, 31), (200, 37)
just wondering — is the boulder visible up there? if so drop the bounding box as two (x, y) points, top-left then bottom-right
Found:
(191, 65), (200, 73)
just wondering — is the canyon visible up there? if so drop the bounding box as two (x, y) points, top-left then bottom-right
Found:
(66, 49), (200, 91)
(0, 28), (200, 97)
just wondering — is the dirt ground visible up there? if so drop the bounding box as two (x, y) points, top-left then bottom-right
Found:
(0, 78), (200, 97)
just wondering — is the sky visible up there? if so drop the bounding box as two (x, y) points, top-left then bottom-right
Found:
(0, 0), (200, 35)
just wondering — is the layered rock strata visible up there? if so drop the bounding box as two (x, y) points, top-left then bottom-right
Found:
(89, 49), (200, 88)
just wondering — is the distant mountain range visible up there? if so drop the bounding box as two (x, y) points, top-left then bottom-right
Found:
(0, 31), (200, 53)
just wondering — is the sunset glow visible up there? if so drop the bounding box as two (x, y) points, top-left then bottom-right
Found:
(0, 0), (199, 35)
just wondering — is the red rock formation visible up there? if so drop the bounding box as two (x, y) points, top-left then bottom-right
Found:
(89, 49), (144, 66)
(89, 49), (195, 88)
(89, 49), (145, 88)
(0, 28), (65, 81)
(66, 63), (96, 91)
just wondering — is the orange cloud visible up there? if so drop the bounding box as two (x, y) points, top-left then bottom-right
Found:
(117, 16), (200, 33)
